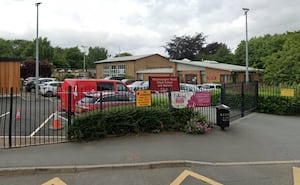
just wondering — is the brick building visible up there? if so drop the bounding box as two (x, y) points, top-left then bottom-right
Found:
(95, 54), (260, 84)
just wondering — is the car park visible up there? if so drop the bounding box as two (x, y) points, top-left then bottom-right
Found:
(25, 78), (57, 92)
(75, 91), (135, 114)
(39, 81), (63, 97)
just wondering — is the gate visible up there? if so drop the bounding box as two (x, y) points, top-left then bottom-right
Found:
(0, 88), (69, 148)
(221, 81), (258, 121)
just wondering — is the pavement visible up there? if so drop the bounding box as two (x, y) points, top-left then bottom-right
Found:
(0, 113), (299, 175)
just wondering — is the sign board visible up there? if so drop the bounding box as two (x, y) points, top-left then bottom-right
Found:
(136, 90), (152, 107)
(281, 88), (295, 97)
(171, 91), (211, 108)
(149, 76), (179, 92)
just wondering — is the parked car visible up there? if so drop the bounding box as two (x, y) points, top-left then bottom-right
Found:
(60, 79), (132, 113)
(75, 91), (135, 114)
(104, 76), (124, 81)
(121, 79), (135, 85)
(199, 83), (221, 91)
(180, 83), (201, 92)
(39, 81), (63, 97)
(127, 81), (146, 91)
(25, 78), (57, 92)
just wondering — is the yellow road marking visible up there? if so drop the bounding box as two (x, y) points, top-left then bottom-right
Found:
(170, 170), (223, 185)
(294, 167), (300, 185)
(41, 177), (67, 185)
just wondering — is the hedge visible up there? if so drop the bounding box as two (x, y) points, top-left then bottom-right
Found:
(68, 107), (195, 141)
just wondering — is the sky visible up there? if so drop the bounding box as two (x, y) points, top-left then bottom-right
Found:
(1, 0), (300, 57)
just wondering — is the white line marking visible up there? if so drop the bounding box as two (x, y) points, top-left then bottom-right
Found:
(29, 113), (54, 137)
(0, 112), (10, 118)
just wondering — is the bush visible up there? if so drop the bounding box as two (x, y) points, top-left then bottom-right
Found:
(257, 95), (300, 115)
(67, 107), (206, 141)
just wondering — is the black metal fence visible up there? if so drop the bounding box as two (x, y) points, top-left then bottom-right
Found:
(221, 81), (258, 120)
(0, 82), (261, 148)
(0, 88), (68, 148)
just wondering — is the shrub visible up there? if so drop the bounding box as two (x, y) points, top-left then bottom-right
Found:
(257, 95), (300, 115)
(184, 113), (212, 134)
(67, 107), (206, 141)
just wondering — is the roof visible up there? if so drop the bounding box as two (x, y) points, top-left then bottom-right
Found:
(171, 59), (259, 72)
(136, 68), (173, 74)
(94, 54), (166, 64)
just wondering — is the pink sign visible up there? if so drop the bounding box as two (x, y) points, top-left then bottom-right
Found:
(187, 91), (211, 107)
(171, 91), (211, 108)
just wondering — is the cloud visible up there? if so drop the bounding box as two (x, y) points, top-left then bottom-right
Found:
(1, 0), (300, 57)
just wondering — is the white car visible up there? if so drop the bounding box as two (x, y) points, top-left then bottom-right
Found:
(39, 81), (62, 97)
(199, 83), (221, 91)
(180, 83), (201, 92)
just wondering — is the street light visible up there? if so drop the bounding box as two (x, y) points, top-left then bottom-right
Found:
(81, 45), (88, 72)
(35, 2), (42, 96)
(242, 8), (249, 82)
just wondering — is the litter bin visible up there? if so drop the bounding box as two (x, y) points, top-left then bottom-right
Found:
(216, 104), (230, 130)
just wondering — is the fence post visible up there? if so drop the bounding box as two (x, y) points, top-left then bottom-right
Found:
(67, 86), (72, 127)
(8, 87), (13, 148)
(241, 82), (245, 117)
(168, 87), (172, 111)
(221, 83), (226, 104)
(254, 81), (259, 110)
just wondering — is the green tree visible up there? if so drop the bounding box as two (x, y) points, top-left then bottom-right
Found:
(164, 33), (206, 60)
(64, 47), (83, 69)
(115, 52), (132, 57)
(196, 42), (234, 63)
(263, 32), (300, 85)
(52, 47), (69, 69)
(0, 38), (14, 57)
(86, 47), (108, 68)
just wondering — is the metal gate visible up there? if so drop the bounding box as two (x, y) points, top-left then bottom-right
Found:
(0, 88), (69, 148)
(221, 81), (258, 121)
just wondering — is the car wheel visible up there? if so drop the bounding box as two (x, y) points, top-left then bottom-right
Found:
(30, 88), (35, 93)
(45, 91), (53, 97)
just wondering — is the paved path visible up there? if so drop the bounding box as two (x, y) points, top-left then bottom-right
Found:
(0, 113), (299, 174)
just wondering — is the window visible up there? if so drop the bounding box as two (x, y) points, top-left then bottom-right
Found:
(220, 74), (232, 83)
(96, 82), (114, 91)
(117, 83), (128, 91)
(103, 64), (126, 77)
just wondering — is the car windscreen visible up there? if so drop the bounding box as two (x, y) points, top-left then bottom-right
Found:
(80, 96), (98, 103)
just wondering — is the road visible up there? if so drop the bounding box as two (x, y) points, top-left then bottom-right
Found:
(0, 164), (299, 185)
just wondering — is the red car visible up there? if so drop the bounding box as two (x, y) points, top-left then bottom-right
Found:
(75, 91), (136, 114)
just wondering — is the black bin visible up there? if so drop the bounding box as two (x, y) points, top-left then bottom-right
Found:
(216, 104), (230, 130)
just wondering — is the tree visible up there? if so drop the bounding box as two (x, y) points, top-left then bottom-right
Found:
(52, 47), (69, 69)
(263, 32), (300, 85)
(115, 52), (132, 57)
(20, 59), (53, 79)
(86, 47), (108, 68)
(0, 38), (13, 57)
(164, 33), (206, 60)
(196, 42), (234, 63)
(64, 47), (83, 69)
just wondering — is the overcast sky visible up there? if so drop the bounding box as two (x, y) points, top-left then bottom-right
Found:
(1, 0), (299, 57)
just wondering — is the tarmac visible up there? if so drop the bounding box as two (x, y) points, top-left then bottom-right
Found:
(0, 113), (299, 175)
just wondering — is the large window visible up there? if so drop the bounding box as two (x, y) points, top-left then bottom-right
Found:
(103, 64), (125, 77)
(220, 74), (233, 83)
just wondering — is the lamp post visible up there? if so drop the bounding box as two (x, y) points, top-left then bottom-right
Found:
(81, 45), (88, 72)
(35, 2), (41, 96)
(242, 8), (249, 82)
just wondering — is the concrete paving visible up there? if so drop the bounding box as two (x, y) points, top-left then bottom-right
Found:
(0, 113), (299, 174)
